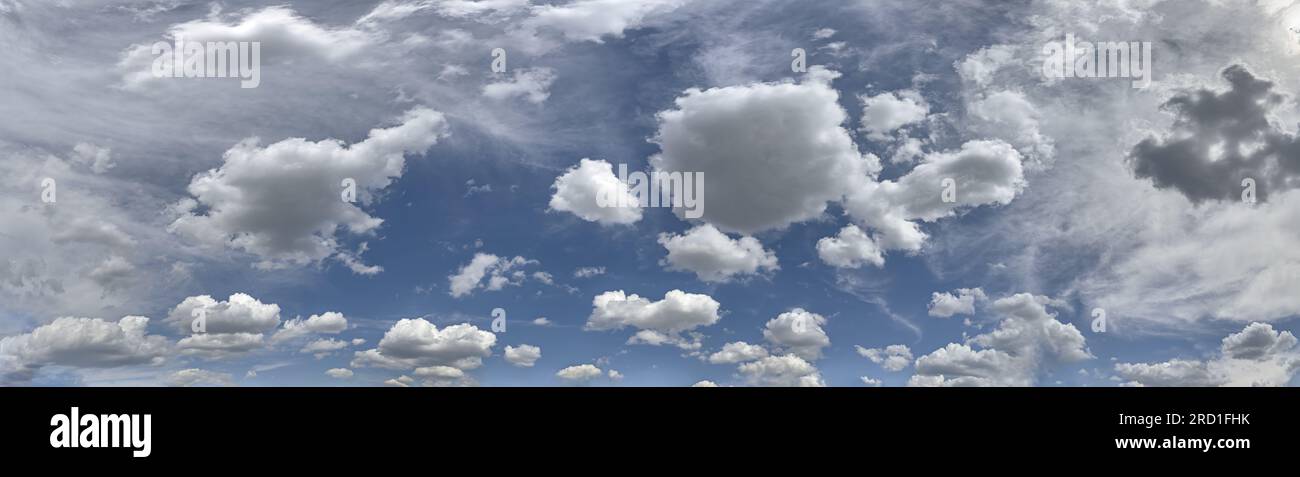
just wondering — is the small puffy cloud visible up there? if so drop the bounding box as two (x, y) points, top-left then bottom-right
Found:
(532, 317), (552, 326)
(812, 28), (836, 39)
(549, 158), (642, 225)
(448, 253), (540, 297)
(608, 369), (623, 380)
(0, 316), (169, 382)
(573, 266), (605, 278)
(1116, 322), (1299, 387)
(859, 90), (929, 140)
(910, 293), (1090, 386)
(816, 224), (884, 269)
(650, 67), (877, 234)
(586, 290), (721, 348)
(955, 44), (1016, 88)
(271, 311), (349, 343)
(165, 293), (282, 358)
(856, 344), (913, 372)
(658, 224), (777, 282)
(556, 364), (603, 382)
(325, 368), (354, 379)
(525, 0), (684, 43)
(166, 293), (281, 335)
(166, 368), (234, 387)
(853, 139), (1025, 223)
(738, 354), (826, 387)
(169, 108), (449, 271)
(708, 341), (769, 364)
(844, 139), (1025, 254)
(71, 143), (114, 174)
(860, 376), (882, 386)
(351, 319), (497, 371)
(483, 67), (557, 104)
(504, 344), (542, 367)
(1130, 65), (1300, 204)
(1221, 323), (1299, 360)
(691, 380), (718, 387)
(927, 288), (987, 318)
(763, 309), (830, 360)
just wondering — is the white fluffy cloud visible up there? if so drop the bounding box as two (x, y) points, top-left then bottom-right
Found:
(856, 344), (913, 372)
(859, 90), (929, 141)
(166, 293), (281, 335)
(649, 67), (877, 234)
(525, 0), (684, 43)
(447, 253), (540, 297)
(816, 224), (884, 269)
(966, 90), (1053, 164)
(910, 293), (1090, 386)
(0, 316), (169, 382)
(844, 139), (1025, 253)
(763, 309), (830, 361)
(483, 67), (557, 104)
(169, 107), (448, 271)
(586, 290), (721, 349)
(504, 344), (542, 367)
(351, 318), (497, 371)
(1222, 323), (1299, 360)
(164, 293), (284, 358)
(325, 367), (354, 379)
(71, 143), (114, 174)
(548, 158), (642, 225)
(707, 341), (769, 364)
(658, 224), (777, 282)
(271, 312), (349, 343)
(738, 354), (826, 387)
(927, 288), (987, 318)
(648, 65), (1028, 262)
(1116, 323), (1299, 387)
(556, 363), (603, 382)
(119, 6), (379, 88)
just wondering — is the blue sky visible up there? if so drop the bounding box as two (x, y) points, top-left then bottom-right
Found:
(2, 0), (1300, 387)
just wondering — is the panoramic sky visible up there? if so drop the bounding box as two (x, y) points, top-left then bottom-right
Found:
(2, 0), (1300, 387)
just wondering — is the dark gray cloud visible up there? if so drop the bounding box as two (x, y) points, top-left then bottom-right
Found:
(1129, 65), (1300, 203)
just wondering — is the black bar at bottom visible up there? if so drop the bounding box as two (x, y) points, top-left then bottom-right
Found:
(0, 387), (1284, 465)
